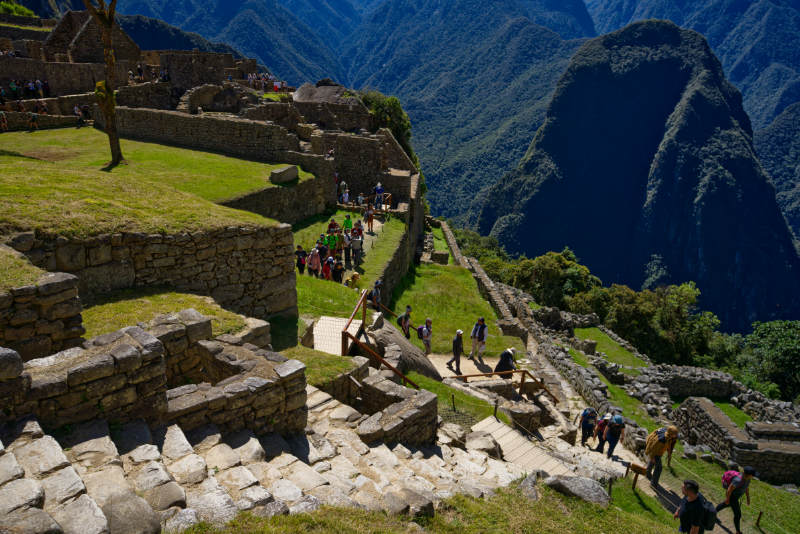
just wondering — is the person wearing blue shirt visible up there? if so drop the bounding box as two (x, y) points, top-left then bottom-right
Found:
(575, 407), (597, 447)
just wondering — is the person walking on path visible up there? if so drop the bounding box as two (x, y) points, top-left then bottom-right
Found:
(365, 204), (375, 233)
(397, 305), (413, 338)
(343, 229), (352, 268)
(674, 479), (706, 534)
(447, 329), (463, 374)
(716, 466), (756, 534)
(370, 280), (383, 310)
(343, 214), (353, 232)
(604, 415), (625, 458)
(575, 407), (598, 447)
(494, 347), (517, 378)
(351, 232), (363, 266)
(594, 413), (612, 454)
(420, 318), (433, 355)
(645, 425), (679, 488)
(332, 258), (345, 283)
(468, 317), (487, 363)
(295, 245), (307, 275)
(374, 182), (384, 209)
(307, 247), (320, 277)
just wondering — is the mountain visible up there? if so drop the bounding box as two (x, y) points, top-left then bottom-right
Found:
(478, 20), (800, 331)
(117, 15), (243, 56)
(586, 0), (800, 130)
(755, 102), (800, 246)
(344, 0), (586, 218)
(517, 0), (596, 39)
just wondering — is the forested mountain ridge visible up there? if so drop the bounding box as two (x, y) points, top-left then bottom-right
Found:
(478, 20), (800, 332)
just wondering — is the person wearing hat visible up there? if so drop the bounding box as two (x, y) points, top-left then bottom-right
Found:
(374, 182), (384, 209)
(574, 406), (598, 447)
(397, 305), (413, 338)
(603, 414), (626, 458)
(717, 466), (756, 534)
(370, 280), (382, 310)
(494, 347), (517, 378)
(594, 413), (612, 453)
(469, 317), (487, 363)
(448, 329), (463, 374)
(421, 318), (433, 355)
(645, 425), (679, 488)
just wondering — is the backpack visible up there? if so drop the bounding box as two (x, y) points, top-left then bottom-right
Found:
(417, 325), (426, 339)
(722, 470), (740, 489)
(700, 494), (717, 530)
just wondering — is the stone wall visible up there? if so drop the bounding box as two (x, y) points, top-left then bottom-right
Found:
(440, 221), (468, 268)
(318, 356), (370, 407)
(2, 92), (94, 115)
(220, 172), (336, 225)
(356, 373), (438, 446)
(240, 102), (305, 132)
(674, 397), (800, 484)
(2, 111), (79, 131)
(0, 55), (132, 97)
(160, 51), (234, 92)
(96, 106), (301, 161)
(6, 225), (298, 320)
(0, 272), (83, 361)
(0, 13), (55, 26)
(0, 25), (48, 42)
(292, 100), (372, 132)
(116, 82), (174, 110)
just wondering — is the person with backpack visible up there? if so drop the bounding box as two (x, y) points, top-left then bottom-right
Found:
(370, 280), (383, 309)
(447, 329), (463, 374)
(307, 247), (320, 277)
(332, 257), (345, 283)
(468, 317), (487, 363)
(674, 479), (710, 533)
(295, 245), (307, 275)
(494, 347), (517, 378)
(594, 413), (612, 453)
(604, 414), (625, 458)
(717, 466), (756, 534)
(419, 318), (433, 355)
(575, 407), (598, 447)
(351, 232), (363, 266)
(397, 305), (413, 338)
(645, 425), (679, 488)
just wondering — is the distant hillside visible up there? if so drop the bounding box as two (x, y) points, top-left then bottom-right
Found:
(755, 101), (800, 246)
(117, 14), (242, 56)
(478, 21), (800, 331)
(518, 0), (596, 39)
(586, 0), (800, 130)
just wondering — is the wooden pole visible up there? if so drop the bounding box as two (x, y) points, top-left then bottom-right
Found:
(756, 511), (763, 527)
(451, 394), (456, 412)
(494, 399), (498, 418)
(632, 472), (639, 490)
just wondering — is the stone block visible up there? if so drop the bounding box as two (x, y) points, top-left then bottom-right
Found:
(55, 243), (86, 271)
(67, 353), (115, 386)
(269, 165), (299, 184)
(0, 347), (23, 379)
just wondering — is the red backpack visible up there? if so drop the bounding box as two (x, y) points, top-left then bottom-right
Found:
(722, 470), (740, 489)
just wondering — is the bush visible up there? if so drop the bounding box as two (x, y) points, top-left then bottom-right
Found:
(0, 1), (36, 16)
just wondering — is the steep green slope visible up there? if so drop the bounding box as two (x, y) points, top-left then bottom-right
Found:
(518, 0), (596, 39)
(586, 0), (800, 129)
(117, 14), (242, 55)
(478, 20), (800, 332)
(755, 101), (800, 245)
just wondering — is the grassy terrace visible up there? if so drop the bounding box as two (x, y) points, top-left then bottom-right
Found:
(0, 22), (51, 31)
(408, 371), (511, 426)
(574, 327), (648, 368)
(0, 128), (318, 236)
(390, 264), (524, 357)
(431, 226), (453, 264)
(81, 288), (248, 339)
(186, 483), (676, 534)
(0, 246), (44, 292)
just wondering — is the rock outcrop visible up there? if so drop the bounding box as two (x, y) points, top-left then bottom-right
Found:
(479, 20), (800, 331)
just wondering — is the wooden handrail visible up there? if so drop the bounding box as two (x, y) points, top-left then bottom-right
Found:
(344, 289), (368, 334)
(346, 332), (419, 389)
(378, 302), (397, 317)
(451, 369), (559, 404)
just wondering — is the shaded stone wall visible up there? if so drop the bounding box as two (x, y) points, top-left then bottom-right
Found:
(2, 92), (94, 114)
(318, 356), (370, 407)
(160, 51), (234, 92)
(116, 82), (174, 109)
(6, 225), (298, 319)
(2, 111), (79, 131)
(0, 56), (132, 97)
(293, 100), (372, 132)
(0, 272), (83, 361)
(0, 25), (49, 41)
(240, 102), (305, 132)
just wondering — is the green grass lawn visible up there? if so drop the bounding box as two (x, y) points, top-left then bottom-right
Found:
(185, 483), (676, 534)
(261, 93), (291, 102)
(0, 128), (317, 236)
(0, 247), (44, 292)
(281, 345), (356, 387)
(568, 347), (590, 368)
(295, 275), (362, 319)
(81, 287), (247, 338)
(431, 226), (453, 264)
(714, 401), (753, 428)
(529, 301), (542, 310)
(574, 327), (648, 368)
(389, 264), (524, 358)
(408, 371), (511, 426)
(0, 22), (51, 31)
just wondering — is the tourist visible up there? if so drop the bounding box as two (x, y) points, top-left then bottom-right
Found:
(322, 253), (334, 281)
(332, 258), (345, 283)
(447, 329), (463, 374)
(34, 79), (42, 98)
(575, 406), (598, 447)
(645, 425), (679, 488)
(468, 316), (487, 363)
(353, 220), (363, 238)
(327, 218), (339, 233)
(326, 231), (337, 252)
(343, 213), (353, 232)
(307, 247), (321, 277)
(397, 305), (413, 338)
(74, 105), (84, 127)
(716, 466), (756, 534)
(374, 182), (384, 209)
(342, 229), (352, 268)
(317, 236), (328, 260)
(341, 189), (350, 204)
(604, 414), (625, 458)
(27, 111), (38, 131)
(295, 245), (307, 275)
(327, 148), (334, 159)
(357, 192), (365, 206)
(420, 318), (433, 355)
(674, 479), (706, 534)
(338, 179), (347, 202)
(351, 231), (363, 266)
(0, 87), (6, 105)
(494, 347), (517, 378)
(594, 413), (612, 453)
(365, 204), (375, 233)
(137, 63), (143, 80)
(370, 280), (383, 310)
(0, 110), (7, 133)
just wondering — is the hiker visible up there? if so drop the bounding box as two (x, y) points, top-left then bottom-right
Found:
(716, 466), (756, 534)
(419, 318), (433, 355)
(604, 414), (625, 458)
(327, 218), (339, 233)
(575, 407), (598, 447)
(594, 413), (612, 453)
(332, 258), (345, 283)
(374, 182), (384, 208)
(468, 317), (487, 363)
(295, 245), (307, 275)
(365, 204), (375, 233)
(27, 112), (38, 131)
(370, 280), (382, 310)
(674, 479), (706, 534)
(494, 348), (517, 378)
(448, 329), (463, 374)
(351, 232), (363, 266)
(343, 213), (353, 232)
(307, 247), (321, 277)
(357, 192), (365, 206)
(74, 105), (84, 127)
(343, 229), (352, 268)
(322, 253), (333, 280)
(338, 180), (347, 202)
(342, 189), (350, 204)
(645, 425), (679, 488)
(397, 305), (413, 338)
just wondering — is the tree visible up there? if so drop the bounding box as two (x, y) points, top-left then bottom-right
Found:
(83, 0), (125, 167)
(742, 321), (800, 401)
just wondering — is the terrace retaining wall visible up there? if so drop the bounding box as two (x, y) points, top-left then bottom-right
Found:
(0, 55), (133, 96)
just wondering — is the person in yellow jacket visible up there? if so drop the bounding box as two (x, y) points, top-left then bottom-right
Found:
(646, 425), (679, 488)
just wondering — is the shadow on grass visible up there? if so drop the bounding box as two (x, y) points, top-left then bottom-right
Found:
(0, 149), (43, 160)
(269, 315), (301, 351)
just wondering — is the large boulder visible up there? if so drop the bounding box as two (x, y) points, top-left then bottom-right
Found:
(365, 314), (441, 380)
(543, 475), (610, 506)
(465, 431), (502, 459)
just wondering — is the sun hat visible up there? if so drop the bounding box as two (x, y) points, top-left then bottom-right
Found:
(666, 425), (679, 438)
(603, 413), (612, 420)
(456, 329), (463, 335)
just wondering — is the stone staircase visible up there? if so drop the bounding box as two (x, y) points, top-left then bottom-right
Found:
(1, 383), (537, 534)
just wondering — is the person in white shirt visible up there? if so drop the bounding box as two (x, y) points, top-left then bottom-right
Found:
(469, 317), (487, 362)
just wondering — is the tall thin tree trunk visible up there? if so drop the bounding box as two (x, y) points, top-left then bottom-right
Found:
(101, 26), (123, 165)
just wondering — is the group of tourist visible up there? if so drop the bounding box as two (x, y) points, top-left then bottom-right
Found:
(295, 213), (372, 285)
(0, 49), (16, 57)
(335, 176), (391, 212)
(238, 72), (287, 92)
(126, 64), (170, 84)
(1, 79), (50, 102)
(445, 316), (518, 375)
